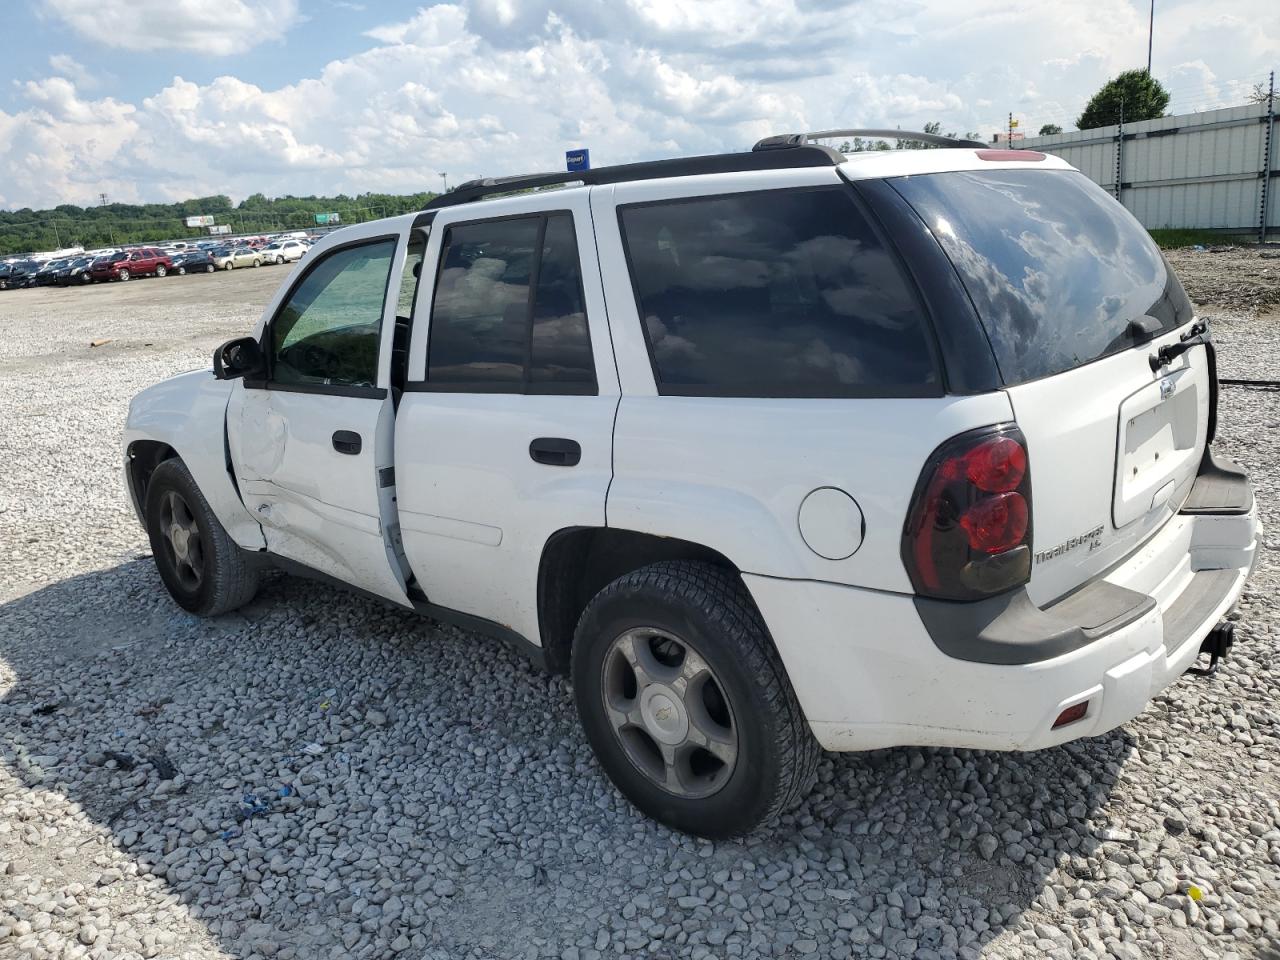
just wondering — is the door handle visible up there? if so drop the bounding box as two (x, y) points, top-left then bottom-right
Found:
(529, 437), (581, 467)
(332, 430), (362, 455)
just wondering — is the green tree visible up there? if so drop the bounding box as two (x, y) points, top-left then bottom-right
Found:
(1038, 123), (1063, 136)
(1076, 70), (1170, 130)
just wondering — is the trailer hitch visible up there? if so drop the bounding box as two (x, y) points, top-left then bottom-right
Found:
(1186, 621), (1235, 678)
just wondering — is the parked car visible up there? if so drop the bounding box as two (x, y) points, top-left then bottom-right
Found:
(89, 252), (129, 282)
(212, 246), (262, 270)
(123, 134), (1258, 838)
(170, 250), (217, 275)
(55, 256), (97, 286)
(32, 259), (69, 286)
(90, 247), (172, 281)
(0, 260), (39, 290)
(260, 239), (307, 265)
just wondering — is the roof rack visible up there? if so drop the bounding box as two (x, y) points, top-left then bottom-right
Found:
(754, 128), (987, 150)
(422, 144), (844, 210)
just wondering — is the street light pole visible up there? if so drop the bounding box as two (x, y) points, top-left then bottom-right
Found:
(1152, 0), (1162, 74)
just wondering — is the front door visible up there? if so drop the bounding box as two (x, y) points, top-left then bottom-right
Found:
(227, 224), (413, 606)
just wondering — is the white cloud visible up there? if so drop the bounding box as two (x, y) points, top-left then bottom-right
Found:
(44, 0), (301, 55)
(2, 0), (1278, 209)
(48, 54), (97, 89)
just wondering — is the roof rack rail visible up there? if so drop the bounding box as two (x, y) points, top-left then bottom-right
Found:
(422, 144), (844, 210)
(753, 128), (987, 151)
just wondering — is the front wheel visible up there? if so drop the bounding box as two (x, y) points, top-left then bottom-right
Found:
(118, 269), (130, 281)
(176, 266), (186, 275)
(571, 561), (819, 838)
(144, 459), (259, 616)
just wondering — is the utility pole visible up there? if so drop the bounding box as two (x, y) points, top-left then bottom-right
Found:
(1152, 0), (1162, 75)
(1008, 112), (1013, 145)
(1260, 70), (1275, 244)
(98, 192), (108, 207)
(52, 220), (61, 249)
(439, 172), (448, 193)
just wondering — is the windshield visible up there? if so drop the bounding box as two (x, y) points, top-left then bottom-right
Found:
(891, 169), (1192, 385)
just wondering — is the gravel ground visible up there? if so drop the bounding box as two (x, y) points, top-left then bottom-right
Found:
(1, 264), (1279, 960)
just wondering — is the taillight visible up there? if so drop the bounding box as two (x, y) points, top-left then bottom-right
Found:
(902, 425), (1032, 601)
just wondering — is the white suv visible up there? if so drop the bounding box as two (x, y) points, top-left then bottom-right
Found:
(123, 132), (1259, 837)
(261, 239), (307, 265)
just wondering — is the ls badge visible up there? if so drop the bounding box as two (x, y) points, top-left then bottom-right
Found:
(1159, 377), (1175, 401)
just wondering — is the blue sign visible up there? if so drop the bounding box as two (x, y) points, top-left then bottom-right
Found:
(566, 149), (590, 173)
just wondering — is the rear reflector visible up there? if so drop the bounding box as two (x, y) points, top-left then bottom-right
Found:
(1052, 702), (1089, 729)
(976, 149), (1046, 162)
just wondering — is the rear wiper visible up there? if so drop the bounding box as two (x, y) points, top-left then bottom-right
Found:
(1150, 320), (1210, 372)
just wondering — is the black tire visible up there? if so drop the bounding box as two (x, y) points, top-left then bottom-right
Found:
(118, 269), (130, 281)
(205, 263), (215, 273)
(144, 458), (259, 617)
(177, 266), (186, 276)
(571, 560), (819, 838)
(155, 264), (167, 278)
(224, 261), (233, 271)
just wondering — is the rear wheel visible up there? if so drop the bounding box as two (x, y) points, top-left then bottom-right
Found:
(275, 255), (285, 265)
(205, 263), (215, 273)
(252, 259), (261, 268)
(224, 261), (233, 270)
(155, 264), (167, 278)
(144, 459), (259, 616)
(572, 560), (819, 838)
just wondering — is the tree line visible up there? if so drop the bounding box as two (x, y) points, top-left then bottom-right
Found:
(0, 191), (440, 256)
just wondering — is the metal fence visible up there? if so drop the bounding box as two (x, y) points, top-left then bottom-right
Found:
(1022, 94), (1278, 240)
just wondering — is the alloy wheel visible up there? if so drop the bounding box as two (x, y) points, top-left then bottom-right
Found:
(158, 490), (204, 591)
(601, 627), (738, 799)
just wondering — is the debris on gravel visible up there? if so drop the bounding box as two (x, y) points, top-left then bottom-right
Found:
(1, 265), (1278, 960)
(1165, 245), (1280, 312)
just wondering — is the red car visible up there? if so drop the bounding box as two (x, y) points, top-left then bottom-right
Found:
(90, 247), (173, 282)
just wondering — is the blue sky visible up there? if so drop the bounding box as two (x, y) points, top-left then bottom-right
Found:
(1, 0), (1275, 209)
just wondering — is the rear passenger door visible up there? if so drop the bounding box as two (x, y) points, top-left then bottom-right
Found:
(396, 190), (619, 646)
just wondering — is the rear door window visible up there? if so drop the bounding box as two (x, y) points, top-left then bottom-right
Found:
(617, 187), (939, 397)
(891, 169), (1191, 385)
(425, 212), (596, 394)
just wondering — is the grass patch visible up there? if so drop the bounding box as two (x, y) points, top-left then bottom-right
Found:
(1148, 228), (1236, 249)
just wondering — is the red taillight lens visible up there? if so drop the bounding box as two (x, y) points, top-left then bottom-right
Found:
(960, 492), (1028, 553)
(964, 435), (1026, 493)
(902, 426), (1033, 601)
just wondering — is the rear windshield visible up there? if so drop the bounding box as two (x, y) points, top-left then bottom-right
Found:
(891, 169), (1191, 385)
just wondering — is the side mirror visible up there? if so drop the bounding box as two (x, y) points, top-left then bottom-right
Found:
(213, 337), (266, 380)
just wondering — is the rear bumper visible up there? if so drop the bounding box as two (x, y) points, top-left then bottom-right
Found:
(746, 460), (1259, 753)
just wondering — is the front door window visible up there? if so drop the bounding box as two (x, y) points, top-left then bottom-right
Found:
(268, 239), (396, 388)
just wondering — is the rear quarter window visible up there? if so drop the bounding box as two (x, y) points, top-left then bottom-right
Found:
(891, 169), (1192, 385)
(618, 187), (940, 398)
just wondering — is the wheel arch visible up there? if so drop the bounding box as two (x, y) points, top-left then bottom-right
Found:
(536, 527), (740, 675)
(124, 372), (265, 551)
(125, 439), (176, 521)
